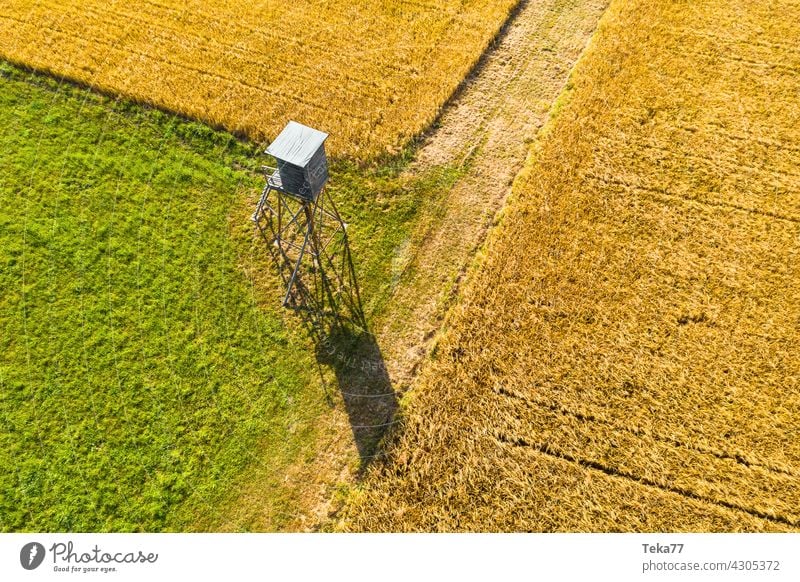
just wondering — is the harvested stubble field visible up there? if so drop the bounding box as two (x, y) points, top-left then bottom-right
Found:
(0, 0), (518, 159)
(344, 0), (800, 531)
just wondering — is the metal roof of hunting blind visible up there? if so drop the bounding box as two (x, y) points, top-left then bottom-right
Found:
(266, 121), (329, 167)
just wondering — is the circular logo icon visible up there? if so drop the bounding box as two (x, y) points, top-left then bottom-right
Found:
(20, 542), (46, 570)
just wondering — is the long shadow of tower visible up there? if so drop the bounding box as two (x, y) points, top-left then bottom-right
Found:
(252, 121), (398, 465)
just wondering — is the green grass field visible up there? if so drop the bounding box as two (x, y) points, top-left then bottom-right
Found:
(0, 62), (463, 531)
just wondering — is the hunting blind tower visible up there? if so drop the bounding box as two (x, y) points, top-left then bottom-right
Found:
(252, 121), (361, 323)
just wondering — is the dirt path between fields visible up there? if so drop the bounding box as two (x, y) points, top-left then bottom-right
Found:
(376, 0), (609, 393)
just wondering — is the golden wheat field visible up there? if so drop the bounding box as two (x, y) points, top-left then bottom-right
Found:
(343, 0), (800, 531)
(0, 0), (519, 158)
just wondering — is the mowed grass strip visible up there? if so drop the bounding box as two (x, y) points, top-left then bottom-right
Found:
(0, 0), (519, 159)
(344, 0), (800, 531)
(0, 63), (325, 531)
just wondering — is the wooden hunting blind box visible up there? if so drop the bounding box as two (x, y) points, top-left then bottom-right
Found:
(265, 121), (329, 201)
